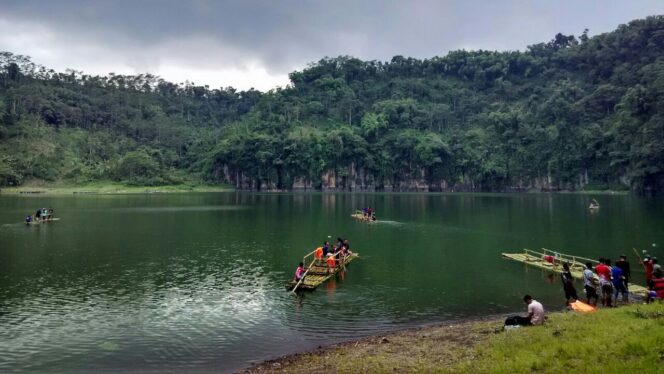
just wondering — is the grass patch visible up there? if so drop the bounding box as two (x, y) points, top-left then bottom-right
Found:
(247, 304), (663, 373)
(452, 303), (664, 373)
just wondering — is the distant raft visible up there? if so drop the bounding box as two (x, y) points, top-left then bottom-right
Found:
(351, 210), (376, 222)
(25, 218), (61, 225)
(501, 248), (649, 296)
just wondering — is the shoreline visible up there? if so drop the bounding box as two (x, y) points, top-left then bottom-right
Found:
(0, 182), (233, 195)
(242, 303), (663, 373)
(0, 182), (630, 196)
(242, 316), (503, 373)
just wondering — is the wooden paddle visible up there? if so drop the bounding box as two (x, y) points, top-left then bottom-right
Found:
(633, 247), (647, 271)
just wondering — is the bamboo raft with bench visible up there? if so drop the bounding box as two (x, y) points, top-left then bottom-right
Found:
(351, 210), (376, 222)
(286, 248), (359, 292)
(502, 248), (649, 296)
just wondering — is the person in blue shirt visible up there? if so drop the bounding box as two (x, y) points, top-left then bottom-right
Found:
(612, 262), (628, 305)
(25, 215), (32, 224)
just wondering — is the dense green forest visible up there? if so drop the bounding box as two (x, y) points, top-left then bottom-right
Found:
(1, 16), (663, 193)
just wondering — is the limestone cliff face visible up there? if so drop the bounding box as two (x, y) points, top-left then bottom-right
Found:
(214, 163), (627, 192)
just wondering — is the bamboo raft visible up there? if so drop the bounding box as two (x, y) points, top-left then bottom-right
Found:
(502, 248), (648, 296)
(286, 252), (359, 292)
(351, 210), (376, 222)
(25, 218), (61, 225)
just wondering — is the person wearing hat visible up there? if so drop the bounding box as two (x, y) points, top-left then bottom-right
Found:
(615, 255), (631, 291)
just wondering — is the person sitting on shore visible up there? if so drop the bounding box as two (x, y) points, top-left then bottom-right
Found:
(294, 262), (306, 282)
(583, 262), (599, 306)
(612, 259), (628, 305)
(506, 295), (545, 326)
(561, 263), (578, 305)
(596, 258), (613, 307)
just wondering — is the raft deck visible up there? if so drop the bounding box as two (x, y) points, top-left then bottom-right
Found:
(286, 253), (359, 291)
(502, 249), (648, 296)
(25, 218), (61, 225)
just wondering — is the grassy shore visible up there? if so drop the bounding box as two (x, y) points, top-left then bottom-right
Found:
(0, 181), (233, 194)
(246, 303), (663, 373)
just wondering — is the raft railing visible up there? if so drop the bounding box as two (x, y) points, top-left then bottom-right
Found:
(523, 248), (599, 270)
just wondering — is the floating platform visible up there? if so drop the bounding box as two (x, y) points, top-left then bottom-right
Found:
(502, 249), (648, 296)
(25, 218), (61, 225)
(351, 210), (376, 222)
(286, 253), (359, 291)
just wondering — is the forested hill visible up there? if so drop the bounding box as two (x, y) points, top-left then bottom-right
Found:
(1, 16), (663, 193)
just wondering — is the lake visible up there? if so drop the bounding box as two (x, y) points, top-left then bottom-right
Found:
(1, 192), (662, 372)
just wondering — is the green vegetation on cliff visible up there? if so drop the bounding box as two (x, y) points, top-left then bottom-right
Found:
(1, 16), (664, 192)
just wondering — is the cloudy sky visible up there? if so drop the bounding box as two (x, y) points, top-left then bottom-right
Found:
(1, 1), (664, 91)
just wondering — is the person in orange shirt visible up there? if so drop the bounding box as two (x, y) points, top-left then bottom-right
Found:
(315, 246), (323, 260)
(326, 253), (336, 273)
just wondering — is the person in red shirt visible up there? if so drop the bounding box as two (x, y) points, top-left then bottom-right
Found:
(644, 256), (654, 287)
(595, 258), (613, 307)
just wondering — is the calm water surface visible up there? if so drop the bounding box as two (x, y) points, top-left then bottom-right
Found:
(1, 193), (662, 372)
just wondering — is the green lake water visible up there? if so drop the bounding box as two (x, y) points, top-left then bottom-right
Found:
(1, 192), (662, 372)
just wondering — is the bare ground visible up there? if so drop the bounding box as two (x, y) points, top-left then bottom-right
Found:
(241, 317), (502, 373)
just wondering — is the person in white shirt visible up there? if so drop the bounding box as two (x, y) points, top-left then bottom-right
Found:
(583, 262), (599, 306)
(524, 295), (545, 325)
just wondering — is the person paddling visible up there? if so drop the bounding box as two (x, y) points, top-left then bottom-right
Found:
(294, 262), (306, 282)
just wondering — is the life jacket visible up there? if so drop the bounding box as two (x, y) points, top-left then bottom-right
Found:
(326, 255), (336, 267)
(315, 247), (323, 259)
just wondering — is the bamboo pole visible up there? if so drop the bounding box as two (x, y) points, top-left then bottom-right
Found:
(633, 247), (647, 271)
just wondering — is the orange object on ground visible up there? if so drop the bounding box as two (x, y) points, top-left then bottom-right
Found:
(570, 300), (596, 313)
(315, 247), (323, 259)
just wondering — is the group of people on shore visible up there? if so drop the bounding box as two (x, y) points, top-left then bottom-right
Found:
(25, 207), (55, 223)
(294, 237), (353, 282)
(510, 253), (662, 327)
(566, 254), (663, 307)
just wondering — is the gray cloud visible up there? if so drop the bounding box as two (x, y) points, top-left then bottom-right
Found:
(1, 0), (664, 90)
